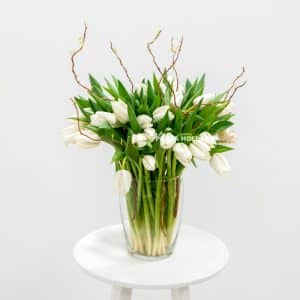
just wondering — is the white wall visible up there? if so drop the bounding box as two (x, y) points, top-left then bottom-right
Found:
(1, 0), (299, 299)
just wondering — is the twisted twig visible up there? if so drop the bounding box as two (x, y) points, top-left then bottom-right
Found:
(169, 37), (183, 91)
(227, 81), (247, 102)
(109, 41), (134, 93)
(70, 98), (101, 142)
(70, 23), (90, 92)
(146, 30), (176, 104)
(225, 67), (246, 100)
(147, 30), (164, 76)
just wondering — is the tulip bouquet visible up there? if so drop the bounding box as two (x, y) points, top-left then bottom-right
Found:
(64, 25), (246, 258)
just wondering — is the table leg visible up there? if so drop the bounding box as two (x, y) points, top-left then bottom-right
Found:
(110, 286), (132, 300)
(171, 286), (190, 300)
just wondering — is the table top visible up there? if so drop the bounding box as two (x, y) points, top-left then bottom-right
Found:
(73, 224), (229, 289)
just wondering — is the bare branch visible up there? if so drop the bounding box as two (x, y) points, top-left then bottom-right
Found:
(146, 30), (164, 76)
(225, 66), (246, 99)
(146, 30), (176, 104)
(227, 81), (247, 102)
(70, 98), (101, 142)
(109, 41), (134, 93)
(70, 23), (90, 92)
(169, 36), (183, 91)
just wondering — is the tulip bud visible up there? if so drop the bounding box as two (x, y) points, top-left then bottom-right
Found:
(199, 131), (216, 147)
(168, 111), (175, 121)
(189, 139), (211, 160)
(153, 105), (169, 122)
(132, 133), (148, 148)
(160, 133), (177, 149)
(63, 124), (78, 146)
(173, 143), (193, 166)
(135, 83), (147, 93)
(144, 127), (157, 143)
(210, 153), (231, 175)
(75, 130), (100, 149)
(142, 155), (156, 171)
(218, 128), (237, 144)
(115, 170), (132, 197)
(170, 91), (184, 107)
(137, 114), (153, 129)
(91, 111), (117, 127)
(111, 100), (129, 124)
(193, 92), (216, 106)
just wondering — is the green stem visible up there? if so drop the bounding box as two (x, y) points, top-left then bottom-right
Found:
(153, 150), (165, 254)
(144, 169), (155, 219)
(166, 150), (175, 243)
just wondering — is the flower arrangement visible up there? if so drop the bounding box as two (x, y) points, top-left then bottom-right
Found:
(63, 25), (246, 258)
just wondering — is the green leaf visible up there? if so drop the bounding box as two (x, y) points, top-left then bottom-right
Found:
(111, 148), (124, 163)
(183, 109), (198, 133)
(117, 80), (132, 104)
(217, 113), (234, 122)
(104, 78), (119, 99)
(174, 109), (183, 132)
(74, 97), (91, 120)
(89, 74), (104, 96)
(152, 73), (161, 96)
(210, 120), (234, 134)
(74, 96), (90, 108)
(185, 79), (192, 92)
(125, 134), (139, 162)
(210, 144), (234, 155)
(127, 104), (141, 133)
(88, 99), (97, 112)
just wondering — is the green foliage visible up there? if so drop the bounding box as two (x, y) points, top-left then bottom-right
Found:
(70, 73), (236, 161)
(210, 144), (234, 155)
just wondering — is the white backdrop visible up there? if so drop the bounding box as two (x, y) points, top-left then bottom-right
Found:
(1, 0), (300, 299)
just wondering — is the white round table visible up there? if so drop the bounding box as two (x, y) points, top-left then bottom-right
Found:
(73, 224), (229, 300)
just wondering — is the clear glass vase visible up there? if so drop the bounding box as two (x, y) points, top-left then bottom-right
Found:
(119, 173), (183, 260)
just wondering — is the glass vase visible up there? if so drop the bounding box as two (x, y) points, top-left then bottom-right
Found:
(119, 170), (183, 260)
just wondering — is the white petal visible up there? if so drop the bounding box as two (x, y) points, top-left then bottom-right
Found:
(115, 170), (132, 197)
(210, 154), (231, 175)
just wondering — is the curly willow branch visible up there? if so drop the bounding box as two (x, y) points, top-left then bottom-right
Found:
(70, 23), (90, 92)
(225, 66), (246, 101)
(168, 36), (183, 91)
(146, 30), (176, 104)
(70, 98), (101, 142)
(109, 41), (134, 92)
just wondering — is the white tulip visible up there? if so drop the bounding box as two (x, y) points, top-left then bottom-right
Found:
(170, 91), (184, 107)
(153, 105), (169, 122)
(90, 111), (117, 127)
(219, 102), (234, 116)
(193, 92), (216, 106)
(173, 143), (192, 166)
(198, 131), (216, 147)
(160, 133), (177, 149)
(137, 114), (153, 129)
(218, 128), (237, 144)
(132, 133), (148, 148)
(189, 139), (211, 160)
(63, 124), (78, 146)
(135, 83), (147, 93)
(210, 153), (231, 175)
(144, 127), (157, 143)
(111, 100), (129, 124)
(142, 155), (156, 171)
(63, 122), (100, 149)
(168, 111), (175, 121)
(75, 130), (100, 149)
(115, 170), (132, 197)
